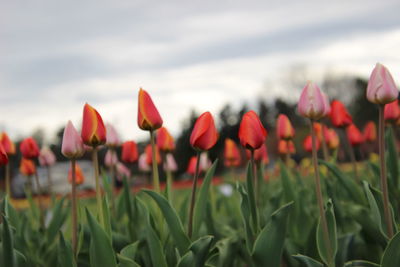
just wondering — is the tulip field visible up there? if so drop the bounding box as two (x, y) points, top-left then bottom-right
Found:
(1, 63), (400, 267)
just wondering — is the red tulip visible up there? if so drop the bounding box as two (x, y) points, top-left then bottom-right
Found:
(384, 99), (400, 123)
(313, 122), (323, 141)
(239, 110), (267, 150)
(186, 156), (198, 175)
(346, 124), (364, 146)
(157, 127), (175, 152)
(121, 141), (138, 163)
(0, 132), (15, 155)
(363, 121), (377, 143)
(137, 88), (163, 131)
(303, 135), (320, 153)
(224, 138), (241, 167)
(0, 144), (8, 166)
(276, 114), (295, 140)
(324, 128), (340, 150)
(330, 100), (353, 128)
(68, 163), (85, 185)
(252, 144), (269, 164)
(81, 103), (107, 146)
(145, 144), (161, 165)
(190, 112), (218, 151)
(278, 140), (296, 155)
(20, 158), (36, 176)
(20, 137), (40, 158)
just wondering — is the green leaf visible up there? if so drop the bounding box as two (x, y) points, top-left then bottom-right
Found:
(120, 242), (139, 261)
(320, 160), (365, 204)
(252, 202), (293, 267)
(245, 161), (259, 234)
(47, 197), (68, 244)
(386, 126), (399, 188)
(363, 181), (387, 239)
(381, 231), (400, 267)
(293, 254), (324, 267)
(86, 209), (117, 267)
(2, 214), (14, 267)
(122, 177), (135, 241)
(117, 254), (140, 267)
(102, 196), (112, 238)
(177, 236), (214, 267)
(345, 260), (380, 267)
(143, 190), (190, 254)
(280, 161), (296, 202)
(58, 232), (77, 267)
(237, 184), (254, 253)
(316, 199), (337, 267)
(192, 160), (218, 238)
(3, 196), (19, 228)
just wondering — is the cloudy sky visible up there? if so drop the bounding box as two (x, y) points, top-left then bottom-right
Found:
(1, 0), (400, 143)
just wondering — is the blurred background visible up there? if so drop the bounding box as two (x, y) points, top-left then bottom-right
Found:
(1, 0), (400, 193)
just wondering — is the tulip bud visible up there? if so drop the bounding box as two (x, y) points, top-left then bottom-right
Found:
(278, 140), (296, 155)
(186, 156), (198, 175)
(384, 99), (400, 123)
(20, 158), (36, 176)
(68, 163), (85, 185)
(367, 63), (399, 105)
(324, 128), (340, 150)
(20, 137), (40, 158)
(0, 144), (8, 166)
(313, 122), (323, 141)
(138, 88), (163, 131)
(346, 124), (364, 147)
(304, 135), (320, 153)
(157, 127), (175, 152)
(138, 153), (151, 172)
(145, 144), (161, 165)
(276, 114), (295, 140)
(104, 149), (118, 167)
(190, 112), (218, 151)
(106, 123), (121, 147)
(363, 121), (377, 143)
(163, 153), (178, 172)
(121, 141), (139, 163)
(252, 144), (269, 164)
(199, 152), (211, 171)
(298, 82), (329, 120)
(224, 138), (241, 167)
(81, 103), (107, 146)
(39, 147), (56, 166)
(62, 121), (85, 159)
(239, 110), (267, 150)
(0, 132), (16, 155)
(116, 162), (131, 180)
(329, 100), (353, 128)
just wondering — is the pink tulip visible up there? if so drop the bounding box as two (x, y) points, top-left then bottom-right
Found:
(116, 162), (131, 180)
(62, 121), (85, 159)
(163, 153), (178, 172)
(106, 123), (121, 147)
(138, 153), (151, 172)
(298, 82), (329, 120)
(104, 149), (118, 167)
(39, 147), (56, 166)
(199, 152), (211, 171)
(367, 63), (398, 105)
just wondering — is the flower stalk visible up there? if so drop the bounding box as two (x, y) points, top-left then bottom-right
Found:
(188, 151), (201, 238)
(150, 130), (160, 193)
(71, 158), (78, 257)
(92, 147), (104, 227)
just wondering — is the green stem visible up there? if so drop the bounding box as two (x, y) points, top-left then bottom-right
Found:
(310, 119), (333, 267)
(188, 151), (201, 238)
(166, 168), (173, 202)
(92, 147), (104, 227)
(378, 105), (394, 238)
(109, 148), (116, 215)
(150, 130), (160, 193)
(250, 151), (260, 232)
(5, 163), (11, 197)
(34, 169), (45, 229)
(71, 159), (78, 257)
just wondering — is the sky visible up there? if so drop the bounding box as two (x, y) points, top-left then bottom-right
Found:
(1, 0), (400, 143)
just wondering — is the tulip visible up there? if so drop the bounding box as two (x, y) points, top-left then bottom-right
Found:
(62, 121), (85, 159)
(276, 114), (295, 140)
(0, 144), (8, 166)
(137, 88), (163, 131)
(363, 121), (377, 143)
(81, 103), (107, 146)
(303, 135), (320, 153)
(384, 99), (400, 123)
(20, 158), (36, 176)
(346, 124), (364, 147)
(200, 152), (212, 171)
(278, 140), (296, 155)
(106, 123), (121, 147)
(297, 82), (329, 120)
(366, 63), (398, 105)
(224, 138), (241, 167)
(313, 123), (323, 141)
(68, 163), (85, 185)
(186, 155), (210, 175)
(116, 162), (131, 181)
(164, 153), (178, 172)
(20, 137), (40, 158)
(157, 127), (175, 152)
(104, 149), (118, 167)
(186, 156), (198, 176)
(252, 144), (269, 165)
(0, 132), (16, 155)
(145, 144), (161, 165)
(325, 128), (340, 150)
(366, 63), (398, 238)
(329, 100), (353, 128)
(39, 147), (56, 167)
(138, 153), (151, 172)
(190, 112), (218, 151)
(239, 110), (267, 150)
(121, 141), (139, 163)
